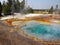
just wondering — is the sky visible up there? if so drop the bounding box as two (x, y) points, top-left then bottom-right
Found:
(0, 0), (60, 9)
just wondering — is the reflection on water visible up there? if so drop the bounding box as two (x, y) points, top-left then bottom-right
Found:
(21, 21), (60, 41)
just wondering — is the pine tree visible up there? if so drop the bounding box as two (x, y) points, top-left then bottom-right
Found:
(2, 1), (6, 14)
(3, 0), (12, 15)
(8, 0), (12, 6)
(48, 6), (53, 14)
(7, 0), (12, 13)
(0, 2), (2, 16)
(15, 0), (20, 12)
(20, 0), (25, 10)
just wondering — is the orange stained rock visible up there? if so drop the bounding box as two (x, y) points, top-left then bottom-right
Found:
(6, 19), (13, 26)
(44, 19), (49, 22)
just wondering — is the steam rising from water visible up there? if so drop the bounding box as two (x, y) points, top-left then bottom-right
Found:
(21, 21), (60, 41)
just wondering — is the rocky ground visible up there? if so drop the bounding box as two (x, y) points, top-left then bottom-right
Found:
(0, 21), (41, 45)
(0, 20), (60, 45)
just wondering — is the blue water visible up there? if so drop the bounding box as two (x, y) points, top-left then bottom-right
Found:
(21, 21), (60, 41)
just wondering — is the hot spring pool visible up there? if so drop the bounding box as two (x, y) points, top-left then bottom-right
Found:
(21, 21), (60, 41)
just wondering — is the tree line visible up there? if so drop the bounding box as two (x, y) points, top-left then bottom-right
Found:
(48, 4), (60, 14)
(0, 0), (59, 17)
(0, 0), (33, 16)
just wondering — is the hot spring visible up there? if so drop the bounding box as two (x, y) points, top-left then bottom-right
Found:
(21, 21), (60, 41)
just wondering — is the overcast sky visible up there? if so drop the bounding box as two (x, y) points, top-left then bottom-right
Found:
(0, 0), (60, 9)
